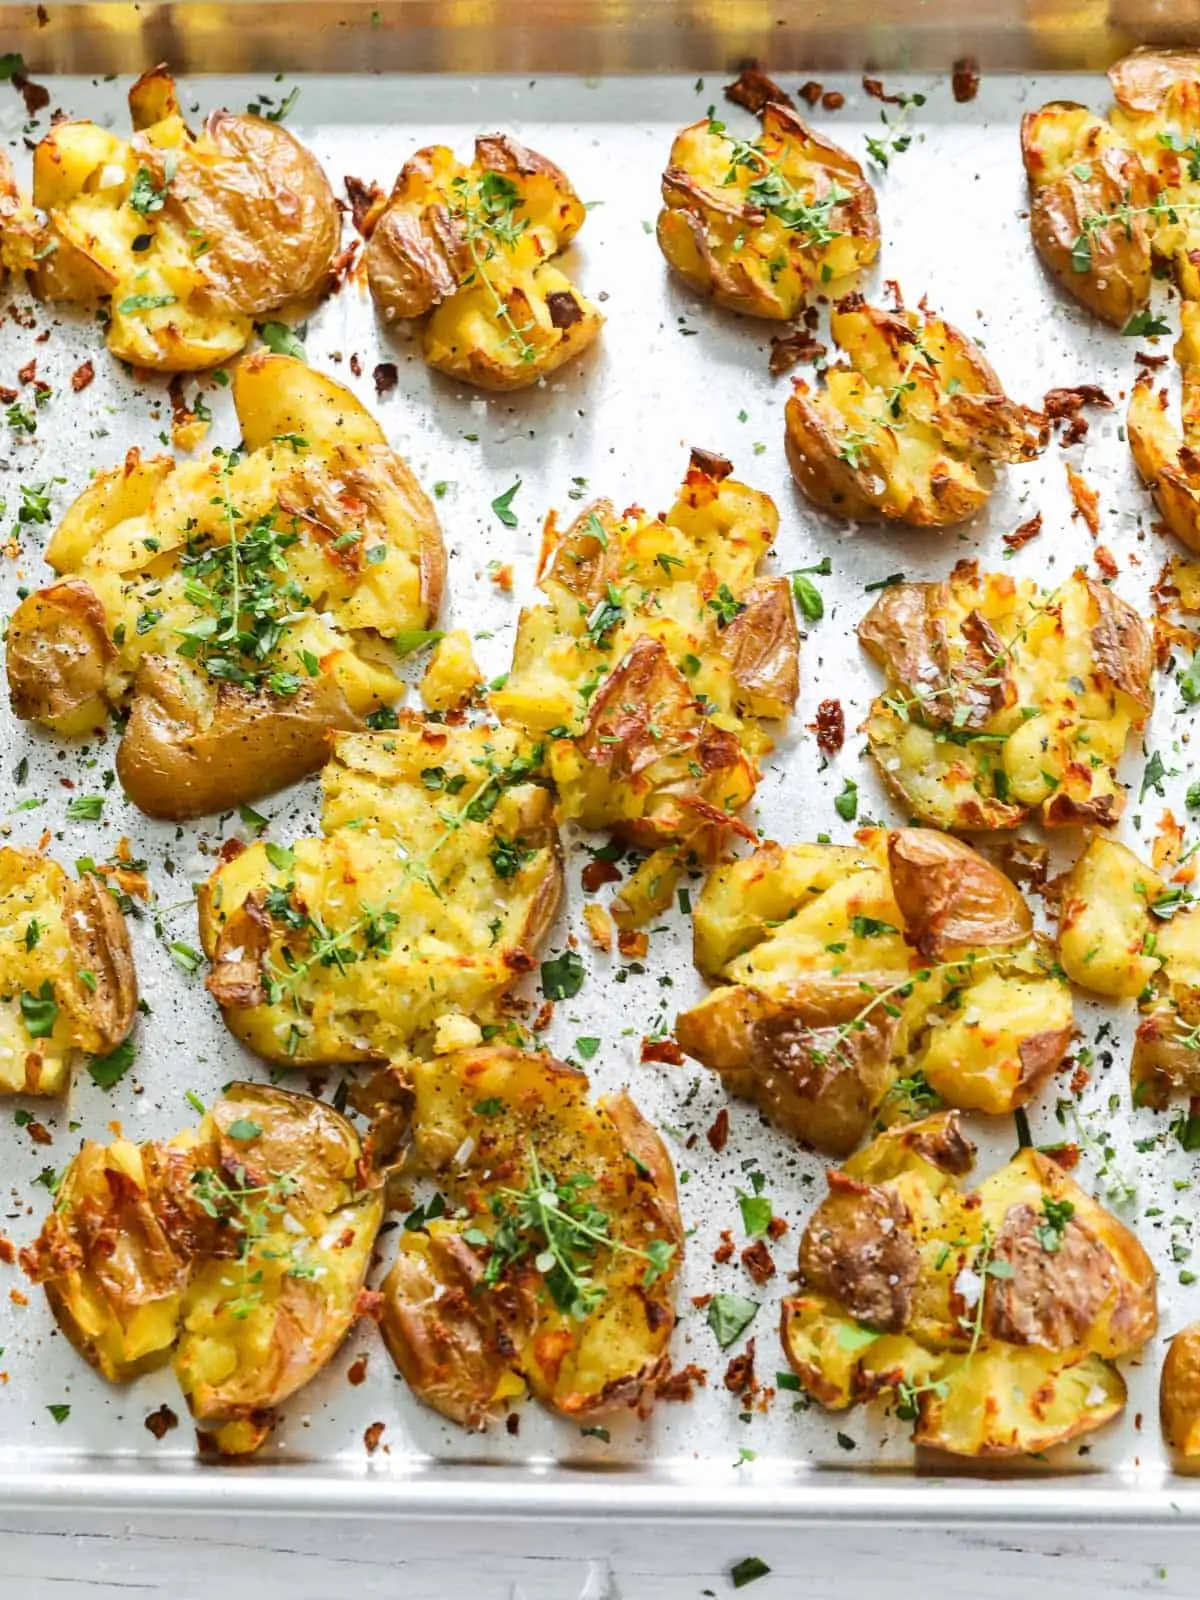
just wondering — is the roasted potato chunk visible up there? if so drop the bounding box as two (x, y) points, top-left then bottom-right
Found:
(1129, 302), (1200, 552)
(365, 134), (602, 390)
(657, 101), (878, 320)
(0, 848), (137, 1095)
(1058, 833), (1200, 1108)
(6, 354), (445, 819)
(2, 67), (339, 370)
(675, 829), (1072, 1154)
(859, 563), (1154, 832)
(785, 293), (1046, 527)
(376, 1045), (681, 1428)
(198, 719), (562, 1066)
(1162, 1323), (1200, 1455)
(780, 1117), (1156, 1456)
(22, 1083), (382, 1453)
(491, 450), (796, 906)
(1022, 51), (1200, 324)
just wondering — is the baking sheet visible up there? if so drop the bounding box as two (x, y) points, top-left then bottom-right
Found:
(0, 61), (1196, 1520)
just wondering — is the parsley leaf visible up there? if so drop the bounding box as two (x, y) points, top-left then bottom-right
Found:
(541, 950), (585, 1001)
(707, 1291), (759, 1348)
(491, 479), (522, 528)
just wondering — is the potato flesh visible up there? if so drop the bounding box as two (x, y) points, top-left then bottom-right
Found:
(677, 831), (1072, 1147)
(862, 569), (1150, 831)
(381, 1047), (681, 1423)
(199, 722), (561, 1064)
(1128, 302), (1200, 552)
(491, 462), (794, 862)
(781, 1128), (1156, 1456)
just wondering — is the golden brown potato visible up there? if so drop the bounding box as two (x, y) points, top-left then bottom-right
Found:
(491, 449), (796, 916)
(0, 848), (137, 1095)
(198, 718), (562, 1067)
(780, 1117), (1157, 1456)
(376, 1045), (681, 1428)
(1162, 1323), (1200, 1455)
(21, 1082), (382, 1454)
(366, 134), (602, 390)
(7, 354), (445, 819)
(1022, 52), (1200, 323)
(2, 67), (339, 370)
(1057, 833), (1200, 1108)
(859, 562), (1154, 832)
(657, 101), (879, 320)
(1129, 302), (1200, 552)
(675, 829), (1072, 1154)
(785, 293), (1046, 527)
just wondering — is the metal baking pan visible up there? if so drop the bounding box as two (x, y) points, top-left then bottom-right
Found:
(2, 0), (1199, 1523)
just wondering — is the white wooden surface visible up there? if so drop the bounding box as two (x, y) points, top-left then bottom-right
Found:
(1, 1516), (1197, 1597)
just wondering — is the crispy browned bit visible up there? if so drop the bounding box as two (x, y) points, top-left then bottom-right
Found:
(355, 1287), (386, 1322)
(347, 1354), (369, 1386)
(951, 57), (981, 103)
(27, 1121), (51, 1147)
(489, 562), (513, 591)
(724, 1338), (758, 1394)
(1067, 464), (1101, 536)
(821, 90), (845, 111)
(810, 698), (845, 754)
(581, 857), (621, 893)
(505, 1411), (520, 1435)
(373, 361), (399, 396)
(349, 352), (362, 377)
(14, 72), (49, 116)
(0, 385), (16, 403)
(741, 1238), (776, 1285)
(989, 837), (1049, 894)
(532, 1000), (554, 1032)
(17, 358), (36, 386)
(618, 927), (649, 959)
(165, 375), (192, 427)
(1135, 350), (1170, 370)
(546, 291), (583, 329)
(144, 1404), (179, 1439)
(1044, 1142), (1081, 1171)
(1002, 512), (1043, 552)
(862, 76), (902, 104)
(1069, 1059), (1091, 1097)
(0, 1236), (13, 1265)
(766, 1214), (788, 1241)
(363, 1421), (385, 1454)
(724, 63), (795, 114)
(769, 327), (826, 376)
(1043, 384), (1113, 448)
(713, 1229), (735, 1265)
(1095, 544), (1119, 579)
(345, 174), (386, 238)
(36, 5), (49, 24)
(70, 360), (95, 393)
(707, 1106), (730, 1153)
(656, 1362), (708, 1401)
(799, 80), (824, 106)
(641, 1036), (685, 1066)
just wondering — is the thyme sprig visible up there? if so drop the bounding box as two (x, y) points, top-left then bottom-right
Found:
(190, 1162), (305, 1318)
(707, 119), (848, 247)
(1072, 189), (1200, 272)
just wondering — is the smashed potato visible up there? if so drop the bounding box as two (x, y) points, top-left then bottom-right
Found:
(0, 848), (137, 1095)
(657, 100), (878, 320)
(198, 719), (561, 1066)
(780, 1115), (1157, 1455)
(675, 829), (1072, 1155)
(376, 1045), (681, 1428)
(21, 1082), (382, 1454)
(1129, 301), (1200, 552)
(491, 449), (797, 916)
(785, 294), (1047, 527)
(366, 134), (602, 390)
(3, 66), (339, 370)
(1022, 50), (1200, 325)
(1162, 1323), (1200, 1455)
(859, 563), (1154, 831)
(1058, 833), (1200, 1108)
(7, 354), (445, 819)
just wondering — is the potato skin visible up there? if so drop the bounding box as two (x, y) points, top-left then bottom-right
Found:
(1162, 1323), (1200, 1456)
(22, 1082), (382, 1451)
(780, 1124), (1157, 1456)
(7, 579), (114, 736)
(378, 1047), (682, 1429)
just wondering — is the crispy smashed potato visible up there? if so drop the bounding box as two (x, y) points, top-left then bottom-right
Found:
(198, 719), (561, 1066)
(0, 848), (137, 1095)
(1022, 50), (1200, 325)
(376, 1045), (681, 1428)
(21, 1082), (382, 1454)
(785, 294), (1047, 527)
(657, 100), (878, 320)
(1129, 301), (1200, 552)
(859, 563), (1154, 831)
(1058, 834), (1200, 1107)
(7, 354), (445, 819)
(491, 449), (797, 914)
(780, 1114), (1157, 1455)
(1162, 1323), (1200, 1455)
(0, 66), (339, 370)
(675, 829), (1072, 1155)
(365, 134), (602, 390)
